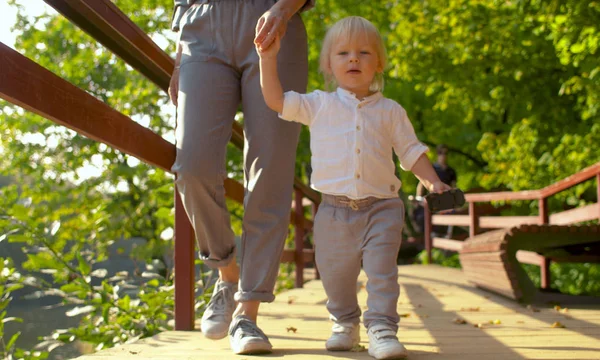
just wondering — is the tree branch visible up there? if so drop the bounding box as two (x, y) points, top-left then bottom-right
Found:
(421, 140), (487, 168)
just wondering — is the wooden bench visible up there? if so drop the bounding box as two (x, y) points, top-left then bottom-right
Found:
(459, 224), (600, 302)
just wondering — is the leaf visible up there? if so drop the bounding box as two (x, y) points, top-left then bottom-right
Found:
(453, 318), (467, 324)
(90, 268), (108, 278)
(399, 313), (411, 318)
(286, 326), (297, 333)
(1, 317), (23, 324)
(350, 344), (367, 352)
(551, 322), (566, 328)
(50, 221), (61, 236)
(0, 228), (20, 243)
(6, 331), (21, 350)
(460, 307), (480, 312)
(77, 253), (91, 275)
(66, 305), (96, 317)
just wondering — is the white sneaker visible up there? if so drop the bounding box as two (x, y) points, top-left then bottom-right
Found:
(367, 324), (408, 359)
(200, 279), (237, 340)
(326, 323), (360, 351)
(229, 315), (273, 355)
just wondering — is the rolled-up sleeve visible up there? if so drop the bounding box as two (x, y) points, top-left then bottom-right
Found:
(392, 105), (429, 171)
(279, 90), (322, 126)
(171, 1), (190, 32)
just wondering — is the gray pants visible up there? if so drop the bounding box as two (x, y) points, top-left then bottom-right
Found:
(172, 0), (308, 303)
(314, 195), (405, 331)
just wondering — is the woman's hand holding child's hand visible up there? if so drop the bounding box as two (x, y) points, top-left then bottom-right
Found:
(256, 34), (281, 60)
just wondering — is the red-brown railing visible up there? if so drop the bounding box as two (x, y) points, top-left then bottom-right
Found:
(0, 0), (320, 331)
(424, 162), (600, 289)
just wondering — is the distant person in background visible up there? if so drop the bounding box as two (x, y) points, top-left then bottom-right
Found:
(412, 144), (457, 236)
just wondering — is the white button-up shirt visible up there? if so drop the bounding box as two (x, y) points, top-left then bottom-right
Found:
(280, 87), (429, 200)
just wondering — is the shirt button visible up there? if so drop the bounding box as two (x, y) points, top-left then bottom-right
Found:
(356, 125), (361, 131)
(356, 173), (361, 179)
(356, 149), (361, 154)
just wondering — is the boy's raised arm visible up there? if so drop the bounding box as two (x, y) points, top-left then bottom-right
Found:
(258, 37), (284, 114)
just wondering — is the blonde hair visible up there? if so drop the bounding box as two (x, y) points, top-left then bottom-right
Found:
(319, 16), (387, 92)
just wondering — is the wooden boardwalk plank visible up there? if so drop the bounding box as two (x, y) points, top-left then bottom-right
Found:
(76, 265), (600, 359)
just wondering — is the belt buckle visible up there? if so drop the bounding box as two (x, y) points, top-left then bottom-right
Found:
(349, 200), (359, 211)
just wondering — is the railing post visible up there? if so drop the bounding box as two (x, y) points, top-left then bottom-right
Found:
(538, 197), (550, 290)
(294, 189), (305, 288)
(312, 202), (320, 280)
(540, 257), (551, 290)
(538, 197), (549, 225)
(174, 189), (195, 331)
(469, 202), (479, 238)
(597, 173), (600, 221)
(424, 205), (432, 264)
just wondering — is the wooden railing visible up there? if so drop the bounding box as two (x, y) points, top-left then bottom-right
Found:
(424, 162), (600, 289)
(0, 0), (320, 331)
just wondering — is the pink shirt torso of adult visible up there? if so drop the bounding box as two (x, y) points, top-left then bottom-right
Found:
(280, 87), (429, 200)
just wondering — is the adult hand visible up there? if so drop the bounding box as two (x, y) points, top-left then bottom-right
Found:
(169, 67), (180, 106)
(255, 8), (290, 52)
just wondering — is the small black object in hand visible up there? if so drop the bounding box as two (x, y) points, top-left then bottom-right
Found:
(425, 189), (465, 212)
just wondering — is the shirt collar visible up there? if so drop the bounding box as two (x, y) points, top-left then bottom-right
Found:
(336, 87), (383, 105)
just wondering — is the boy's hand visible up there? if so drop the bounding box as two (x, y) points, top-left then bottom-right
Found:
(429, 181), (451, 194)
(256, 34), (280, 60)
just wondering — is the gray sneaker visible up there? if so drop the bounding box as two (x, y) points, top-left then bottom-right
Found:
(200, 279), (237, 340)
(229, 315), (273, 355)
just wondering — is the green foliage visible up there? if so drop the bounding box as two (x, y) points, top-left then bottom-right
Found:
(0, 257), (48, 360)
(0, 212), (176, 354)
(416, 249), (461, 269)
(1, 0), (600, 356)
(522, 262), (600, 297)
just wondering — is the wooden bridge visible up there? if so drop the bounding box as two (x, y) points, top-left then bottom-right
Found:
(0, 1), (599, 359)
(75, 265), (600, 359)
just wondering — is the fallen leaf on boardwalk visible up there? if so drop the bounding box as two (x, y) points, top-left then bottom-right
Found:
(489, 319), (502, 325)
(286, 327), (297, 333)
(551, 322), (565, 328)
(556, 306), (569, 314)
(287, 296), (296, 304)
(350, 344), (367, 352)
(129, 351), (139, 355)
(460, 307), (480, 312)
(526, 305), (540, 312)
(416, 304), (423, 308)
(399, 313), (411, 318)
(453, 318), (467, 324)
(474, 323), (485, 328)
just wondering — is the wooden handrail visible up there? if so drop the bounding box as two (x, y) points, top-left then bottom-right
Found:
(465, 162), (600, 202)
(425, 161), (600, 291)
(3, 0), (322, 331)
(42, 0), (322, 205)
